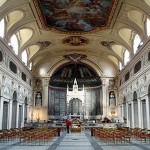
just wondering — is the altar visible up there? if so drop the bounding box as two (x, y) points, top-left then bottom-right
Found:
(69, 113), (83, 120)
(70, 118), (82, 132)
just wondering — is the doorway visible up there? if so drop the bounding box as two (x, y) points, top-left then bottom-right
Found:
(69, 98), (82, 115)
(11, 91), (17, 128)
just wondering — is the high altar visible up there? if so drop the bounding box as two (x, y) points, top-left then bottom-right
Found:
(67, 78), (84, 120)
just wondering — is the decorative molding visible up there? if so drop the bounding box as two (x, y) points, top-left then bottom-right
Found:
(37, 41), (51, 50)
(63, 53), (87, 63)
(62, 36), (89, 46)
(101, 41), (115, 47)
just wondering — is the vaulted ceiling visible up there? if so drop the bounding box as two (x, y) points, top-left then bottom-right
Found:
(0, 0), (150, 81)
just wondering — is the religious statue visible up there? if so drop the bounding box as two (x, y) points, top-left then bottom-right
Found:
(109, 91), (116, 106)
(35, 91), (42, 106)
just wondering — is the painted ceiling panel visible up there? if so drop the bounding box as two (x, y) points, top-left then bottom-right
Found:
(34, 0), (118, 32)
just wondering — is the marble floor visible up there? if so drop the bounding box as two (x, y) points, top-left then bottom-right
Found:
(0, 131), (150, 150)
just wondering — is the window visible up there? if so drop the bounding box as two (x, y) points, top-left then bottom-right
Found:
(9, 34), (19, 55)
(22, 50), (27, 65)
(125, 72), (130, 82)
(0, 0), (6, 7)
(148, 51), (150, 61)
(124, 49), (130, 65)
(29, 62), (32, 70)
(0, 50), (3, 62)
(9, 61), (17, 74)
(134, 61), (141, 74)
(21, 72), (26, 82)
(120, 79), (122, 86)
(0, 19), (5, 38)
(146, 18), (150, 36)
(30, 79), (32, 86)
(119, 62), (122, 70)
(133, 34), (141, 54)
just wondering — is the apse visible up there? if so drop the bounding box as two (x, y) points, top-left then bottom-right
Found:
(49, 63), (102, 88)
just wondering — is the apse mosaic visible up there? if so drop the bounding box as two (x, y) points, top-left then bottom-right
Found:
(34, 0), (118, 33)
(49, 63), (102, 87)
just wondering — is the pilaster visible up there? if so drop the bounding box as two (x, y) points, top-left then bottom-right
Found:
(145, 96), (150, 129)
(16, 102), (19, 128)
(137, 99), (142, 128)
(0, 98), (4, 129)
(131, 101), (135, 128)
(8, 101), (12, 129)
(126, 102), (129, 127)
(22, 104), (25, 128)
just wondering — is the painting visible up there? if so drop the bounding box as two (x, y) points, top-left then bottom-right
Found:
(34, 0), (118, 32)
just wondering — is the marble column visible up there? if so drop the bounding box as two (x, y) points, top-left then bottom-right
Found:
(0, 98), (4, 129)
(141, 100), (147, 129)
(119, 105), (123, 118)
(26, 105), (29, 122)
(145, 96), (150, 129)
(126, 102), (129, 127)
(123, 103), (127, 119)
(121, 104), (124, 118)
(137, 99), (142, 128)
(133, 100), (139, 127)
(21, 103), (25, 128)
(8, 101), (12, 129)
(101, 78), (107, 117)
(145, 95), (150, 129)
(16, 102), (19, 128)
(131, 101), (135, 128)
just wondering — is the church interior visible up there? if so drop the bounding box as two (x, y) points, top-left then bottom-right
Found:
(0, 0), (150, 149)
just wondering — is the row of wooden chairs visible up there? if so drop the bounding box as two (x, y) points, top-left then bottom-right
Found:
(0, 127), (58, 145)
(20, 128), (58, 145)
(93, 127), (150, 144)
(0, 128), (21, 142)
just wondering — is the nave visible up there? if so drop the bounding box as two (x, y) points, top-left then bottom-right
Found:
(0, 130), (150, 150)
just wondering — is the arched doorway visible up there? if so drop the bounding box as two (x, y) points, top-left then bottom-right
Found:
(11, 91), (17, 128)
(18, 105), (22, 128)
(128, 102), (132, 127)
(133, 91), (138, 127)
(69, 98), (82, 115)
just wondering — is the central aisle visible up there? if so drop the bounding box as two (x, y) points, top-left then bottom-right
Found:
(54, 132), (94, 150)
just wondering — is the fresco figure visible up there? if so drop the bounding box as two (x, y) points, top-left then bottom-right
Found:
(39, 0), (114, 32)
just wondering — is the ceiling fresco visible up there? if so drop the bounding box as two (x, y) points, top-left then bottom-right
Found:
(49, 63), (102, 88)
(1, 0), (148, 82)
(34, 0), (118, 32)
